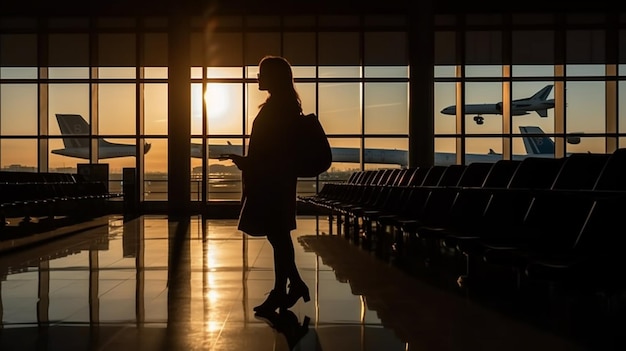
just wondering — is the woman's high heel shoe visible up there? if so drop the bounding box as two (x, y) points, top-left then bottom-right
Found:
(283, 282), (310, 309)
(254, 290), (287, 312)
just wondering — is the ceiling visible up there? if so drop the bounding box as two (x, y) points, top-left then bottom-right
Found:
(0, 0), (616, 17)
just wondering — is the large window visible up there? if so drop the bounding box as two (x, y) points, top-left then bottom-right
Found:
(433, 13), (624, 165)
(1, 12), (622, 204)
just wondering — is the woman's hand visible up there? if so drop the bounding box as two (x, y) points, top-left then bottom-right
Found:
(228, 154), (246, 170)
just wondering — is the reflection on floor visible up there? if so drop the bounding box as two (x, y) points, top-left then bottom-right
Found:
(0, 215), (621, 350)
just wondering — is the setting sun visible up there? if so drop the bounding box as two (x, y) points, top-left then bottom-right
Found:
(204, 84), (230, 120)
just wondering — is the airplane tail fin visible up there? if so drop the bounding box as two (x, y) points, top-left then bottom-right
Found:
(529, 85), (553, 102)
(56, 113), (151, 156)
(55, 114), (90, 148)
(520, 126), (555, 155)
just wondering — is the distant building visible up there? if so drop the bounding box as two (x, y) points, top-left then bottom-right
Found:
(2, 164), (37, 172)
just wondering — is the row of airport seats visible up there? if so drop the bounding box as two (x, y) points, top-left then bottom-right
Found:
(298, 149), (626, 300)
(0, 171), (122, 238)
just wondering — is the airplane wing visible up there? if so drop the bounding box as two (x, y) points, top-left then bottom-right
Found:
(535, 109), (548, 117)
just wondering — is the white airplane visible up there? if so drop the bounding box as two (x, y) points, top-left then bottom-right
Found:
(51, 114), (151, 159)
(52, 114), (412, 166)
(207, 126), (561, 166)
(204, 143), (410, 167)
(440, 85), (555, 125)
(53, 114), (560, 168)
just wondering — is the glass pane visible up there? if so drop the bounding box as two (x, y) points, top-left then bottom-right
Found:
(193, 81), (251, 136)
(246, 82), (268, 134)
(364, 83), (408, 135)
(190, 83), (203, 135)
(363, 138), (408, 169)
(144, 83), (168, 135)
(0, 67), (37, 79)
(99, 84), (136, 135)
(620, 81), (626, 133)
(567, 64), (605, 77)
(466, 137), (503, 164)
(144, 138), (167, 201)
(190, 67), (202, 79)
(319, 82), (361, 135)
(364, 66), (408, 78)
(49, 84), (90, 136)
(143, 67), (167, 79)
(434, 65), (456, 78)
(1, 138), (37, 170)
(207, 138), (242, 202)
(98, 67), (135, 79)
(296, 82), (316, 116)
(1, 84), (37, 135)
(292, 66), (316, 79)
(566, 136), (606, 154)
(327, 138), (361, 172)
(463, 82), (503, 134)
(318, 66), (361, 78)
(435, 82), (457, 135)
(511, 82), (555, 134)
(566, 81), (605, 133)
(207, 67), (242, 78)
(206, 83), (243, 135)
(48, 67), (89, 79)
(434, 137), (456, 166)
(102, 137), (137, 178)
(512, 128), (555, 158)
(49, 137), (84, 172)
(207, 137), (246, 161)
(512, 65), (554, 77)
(465, 65), (501, 78)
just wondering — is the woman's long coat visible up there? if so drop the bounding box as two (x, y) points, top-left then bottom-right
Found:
(237, 99), (300, 236)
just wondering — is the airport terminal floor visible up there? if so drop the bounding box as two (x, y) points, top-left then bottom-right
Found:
(0, 215), (623, 351)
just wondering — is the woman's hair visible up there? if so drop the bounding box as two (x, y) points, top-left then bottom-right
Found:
(258, 55), (301, 110)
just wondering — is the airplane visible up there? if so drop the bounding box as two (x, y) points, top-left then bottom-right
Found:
(52, 114), (412, 166)
(207, 125), (562, 167)
(53, 114), (561, 168)
(51, 114), (151, 159)
(204, 143), (410, 167)
(440, 85), (555, 125)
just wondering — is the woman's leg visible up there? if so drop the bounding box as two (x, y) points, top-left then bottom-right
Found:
(268, 231), (309, 310)
(253, 232), (292, 312)
(254, 231), (308, 312)
(267, 231), (303, 293)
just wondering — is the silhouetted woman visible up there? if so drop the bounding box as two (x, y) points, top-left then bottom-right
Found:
(228, 55), (310, 313)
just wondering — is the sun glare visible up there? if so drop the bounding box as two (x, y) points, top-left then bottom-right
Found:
(204, 84), (230, 120)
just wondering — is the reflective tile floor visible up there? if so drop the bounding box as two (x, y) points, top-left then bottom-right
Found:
(0, 215), (623, 350)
